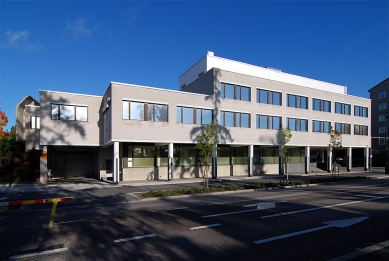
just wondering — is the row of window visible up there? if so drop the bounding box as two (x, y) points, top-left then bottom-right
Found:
(123, 101), (168, 122)
(122, 144), (305, 167)
(220, 82), (368, 117)
(176, 106), (212, 125)
(52, 104), (88, 121)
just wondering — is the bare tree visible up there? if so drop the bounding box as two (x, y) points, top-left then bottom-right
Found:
(195, 121), (220, 188)
(328, 125), (342, 178)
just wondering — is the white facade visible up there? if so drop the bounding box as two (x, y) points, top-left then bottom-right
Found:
(16, 52), (371, 184)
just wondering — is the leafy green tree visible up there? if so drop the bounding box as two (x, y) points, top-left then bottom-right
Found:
(277, 126), (292, 181)
(195, 121), (220, 188)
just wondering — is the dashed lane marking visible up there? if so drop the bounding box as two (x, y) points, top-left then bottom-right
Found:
(9, 247), (68, 259)
(114, 234), (156, 243)
(190, 223), (221, 230)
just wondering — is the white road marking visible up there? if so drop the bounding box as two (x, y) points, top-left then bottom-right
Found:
(55, 219), (86, 224)
(166, 207), (188, 211)
(254, 216), (368, 245)
(328, 239), (389, 261)
(190, 223), (221, 230)
(261, 195), (389, 219)
(207, 192), (308, 206)
(203, 201), (284, 218)
(9, 247), (68, 259)
(114, 233), (156, 243)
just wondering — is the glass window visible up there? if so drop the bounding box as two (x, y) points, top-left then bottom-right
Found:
(31, 115), (40, 129)
(379, 115), (386, 122)
(236, 86), (241, 100)
(379, 127), (386, 133)
(155, 104), (167, 122)
(272, 92), (281, 106)
(241, 87), (250, 101)
(259, 89), (268, 104)
(323, 101), (330, 112)
(131, 146), (155, 167)
(225, 84), (234, 99)
(288, 95), (296, 108)
(323, 122), (330, 133)
(183, 107), (194, 124)
(288, 118), (296, 131)
(379, 91), (388, 99)
(148, 105), (154, 121)
(225, 112), (234, 127)
(123, 101), (129, 119)
(379, 103), (387, 110)
(272, 116), (281, 130)
(241, 113), (250, 128)
(312, 120), (320, 132)
(202, 109), (212, 125)
(130, 102), (144, 120)
(60, 105), (75, 120)
(236, 113), (241, 127)
(51, 104), (59, 120)
(301, 96), (308, 109)
(76, 106), (87, 121)
(300, 119), (307, 132)
(179, 146), (197, 166)
(176, 107), (182, 123)
(379, 138), (386, 145)
(258, 115), (267, 129)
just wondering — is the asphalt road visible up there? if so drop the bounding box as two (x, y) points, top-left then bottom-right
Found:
(1, 177), (389, 260)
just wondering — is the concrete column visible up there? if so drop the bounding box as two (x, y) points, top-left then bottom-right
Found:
(248, 145), (254, 177)
(305, 146), (310, 174)
(212, 144), (217, 179)
(40, 145), (48, 185)
(168, 143), (173, 180)
(347, 147), (352, 172)
(327, 148), (332, 173)
(113, 142), (119, 183)
(364, 147), (369, 171)
(321, 149), (325, 162)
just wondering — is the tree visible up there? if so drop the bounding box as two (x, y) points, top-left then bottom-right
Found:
(195, 121), (220, 189)
(277, 126), (292, 181)
(328, 125), (342, 178)
(0, 110), (8, 135)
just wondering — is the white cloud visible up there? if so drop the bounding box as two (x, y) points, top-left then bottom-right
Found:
(2, 30), (44, 51)
(65, 18), (98, 37)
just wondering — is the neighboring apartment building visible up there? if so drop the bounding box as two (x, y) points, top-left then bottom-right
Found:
(369, 77), (389, 166)
(16, 52), (371, 184)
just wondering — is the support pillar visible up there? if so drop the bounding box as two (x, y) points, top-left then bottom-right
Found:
(212, 144), (217, 179)
(305, 146), (310, 174)
(113, 142), (119, 183)
(168, 143), (173, 181)
(321, 149), (325, 162)
(40, 145), (48, 185)
(248, 145), (253, 177)
(347, 147), (352, 172)
(327, 148), (332, 173)
(364, 147), (369, 171)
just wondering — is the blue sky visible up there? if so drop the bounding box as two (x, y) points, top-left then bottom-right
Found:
(1, 0), (388, 130)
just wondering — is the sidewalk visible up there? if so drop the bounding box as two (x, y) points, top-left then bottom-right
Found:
(0, 168), (386, 195)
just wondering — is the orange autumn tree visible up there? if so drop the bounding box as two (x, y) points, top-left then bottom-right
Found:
(0, 110), (9, 136)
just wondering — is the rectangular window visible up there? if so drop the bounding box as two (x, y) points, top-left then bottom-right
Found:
(379, 91), (388, 99)
(354, 105), (368, 117)
(196, 108), (213, 125)
(312, 120), (330, 133)
(220, 82), (250, 101)
(379, 115), (386, 122)
(335, 122), (351, 134)
(287, 118), (308, 132)
(123, 101), (168, 122)
(129, 146), (155, 167)
(379, 103), (387, 110)
(335, 102), (351, 115)
(30, 115), (40, 129)
(287, 94), (308, 109)
(256, 115), (281, 130)
(51, 104), (88, 121)
(312, 98), (331, 112)
(354, 125), (368, 136)
(257, 89), (281, 106)
(379, 138), (386, 145)
(221, 111), (250, 128)
(379, 126), (386, 133)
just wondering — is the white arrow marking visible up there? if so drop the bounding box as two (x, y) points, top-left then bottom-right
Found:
(244, 201), (283, 210)
(202, 202), (282, 218)
(254, 216), (369, 244)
